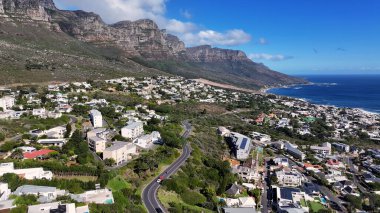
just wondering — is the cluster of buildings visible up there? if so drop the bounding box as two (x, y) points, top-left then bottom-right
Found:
(0, 182), (114, 212)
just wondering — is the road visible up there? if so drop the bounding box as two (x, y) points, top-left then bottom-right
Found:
(261, 159), (269, 213)
(142, 121), (192, 213)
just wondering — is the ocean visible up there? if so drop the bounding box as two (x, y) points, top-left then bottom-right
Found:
(267, 75), (380, 113)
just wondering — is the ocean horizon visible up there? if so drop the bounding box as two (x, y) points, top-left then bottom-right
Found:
(267, 74), (380, 114)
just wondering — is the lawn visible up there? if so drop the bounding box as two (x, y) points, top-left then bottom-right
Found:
(107, 175), (131, 191)
(309, 201), (325, 213)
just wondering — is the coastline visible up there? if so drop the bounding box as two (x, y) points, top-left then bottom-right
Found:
(261, 83), (380, 115)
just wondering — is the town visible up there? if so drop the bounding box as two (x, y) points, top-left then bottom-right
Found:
(0, 75), (379, 213)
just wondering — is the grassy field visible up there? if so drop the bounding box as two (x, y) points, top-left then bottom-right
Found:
(107, 175), (132, 191)
(55, 175), (98, 182)
(158, 189), (214, 213)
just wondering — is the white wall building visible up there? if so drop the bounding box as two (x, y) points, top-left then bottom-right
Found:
(230, 132), (252, 160)
(284, 142), (305, 160)
(87, 128), (107, 153)
(276, 170), (304, 187)
(37, 139), (67, 147)
(0, 96), (15, 111)
(103, 142), (137, 165)
(89, 109), (103, 128)
(13, 185), (66, 202)
(121, 121), (144, 139)
(45, 126), (67, 139)
(0, 162), (53, 180)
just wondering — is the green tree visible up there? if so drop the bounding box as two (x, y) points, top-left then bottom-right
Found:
(104, 158), (116, 166)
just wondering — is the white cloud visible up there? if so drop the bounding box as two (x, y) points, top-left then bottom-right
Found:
(180, 9), (192, 19)
(53, 0), (251, 47)
(258, 38), (268, 45)
(249, 53), (294, 61)
(182, 29), (251, 46)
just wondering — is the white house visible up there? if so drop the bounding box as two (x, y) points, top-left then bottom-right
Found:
(45, 126), (67, 139)
(37, 139), (67, 147)
(87, 128), (107, 153)
(121, 121), (144, 139)
(27, 202), (88, 213)
(70, 188), (114, 204)
(276, 169), (304, 187)
(13, 185), (66, 203)
(229, 132), (252, 160)
(32, 108), (46, 117)
(0, 162), (53, 180)
(89, 109), (103, 128)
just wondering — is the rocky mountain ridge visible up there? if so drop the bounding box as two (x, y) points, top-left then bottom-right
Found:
(0, 0), (306, 88)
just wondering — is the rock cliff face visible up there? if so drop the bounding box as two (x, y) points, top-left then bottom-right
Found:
(185, 45), (251, 62)
(52, 11), (186, 59)
(0, 0), (52, 22)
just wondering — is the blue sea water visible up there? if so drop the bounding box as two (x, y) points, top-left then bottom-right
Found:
(267, 75), (380, 113)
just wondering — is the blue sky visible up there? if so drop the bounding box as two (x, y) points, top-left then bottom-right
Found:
(55, 0), (380, 75)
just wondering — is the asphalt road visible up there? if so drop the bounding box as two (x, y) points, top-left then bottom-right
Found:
(142, 121), (192, 213)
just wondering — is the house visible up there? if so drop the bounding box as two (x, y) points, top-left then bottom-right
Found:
(274, 158), (289, 167)
(29, 129), (46, 138)
(0, 162), (53, 180)
(225, 184), (243, 197)
(326, 159), (345, 169)
(303, 163), (323, 173)
(89, 109), (103, 128)
(134, 131), (161, 149)
(16, 146), (37, 153)
(310, 142), (331, 156)
(13, 185), (66, 203)
(229, 133), (252, 160)
(103, 142), (137, 165)
(276, 169), (304, 187)
(121, 121), (144, 139)
(0, 96), (15, 111)
(70, 188), (114, 204)
(238, 197), (256, 208)
(37, 139), (67, 147)
(274, 187), (309, 213)
(45, 126), (67, 139)
(28, 202), (89, 213)
(223, 208), (257, 213)
(32, 108), (46, 117)
(23, 149), (55, 159)
(302, 182), (320, 197)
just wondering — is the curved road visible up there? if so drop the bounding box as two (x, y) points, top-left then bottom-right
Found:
(142, 121), (192, 213)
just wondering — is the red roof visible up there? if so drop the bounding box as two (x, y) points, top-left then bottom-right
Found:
(23, 149), (55, 159)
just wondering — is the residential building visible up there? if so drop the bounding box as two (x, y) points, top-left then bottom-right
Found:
(121, 121), (144, 139)
(229, 132), (252, 160)
(103, 142), (137, 165)
(284, 142), (305, 160)
(217, 127), (231, 137)
(45, 126), (67, 139)
(310, 142), (331, 156)
(13, 185), (66, 203)
(276, 169), (304, 187)
(23, 149), (55, 159)
(332, 142), (350, 153)
(87, 128), (107, 153)
(28, 202), (89, 213)
(88, 136), (106, 153)
(37, 139), (67, 147)
(32, 108), (46, 117)
(89, 109), (103, 128)
(0, 96), (15, 111)
(70, 188), (114, 204)
(0, 162), (53, 180)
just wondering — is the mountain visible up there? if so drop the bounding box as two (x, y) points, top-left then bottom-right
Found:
(0, 0), (306, 88)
